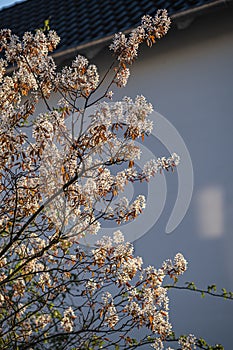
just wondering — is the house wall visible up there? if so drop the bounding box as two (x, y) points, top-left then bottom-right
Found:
(91, 8), (233, 349)
(32, 6), (233, 348)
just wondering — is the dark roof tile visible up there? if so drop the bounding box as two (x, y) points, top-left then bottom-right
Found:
(0, 0), (231, 53)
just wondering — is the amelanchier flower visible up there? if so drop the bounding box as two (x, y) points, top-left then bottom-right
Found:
(0, 9), (201, 350)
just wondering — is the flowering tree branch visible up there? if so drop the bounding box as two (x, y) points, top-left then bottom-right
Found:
(165, 282), (233, 301)
(0, 9), (226, 350)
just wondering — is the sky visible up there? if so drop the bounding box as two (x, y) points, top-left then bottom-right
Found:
(0, 0), (26, 10)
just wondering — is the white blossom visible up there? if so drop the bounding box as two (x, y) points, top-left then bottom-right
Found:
(115, 67), (130, 87)
(178, 334), (197, 349)
(86, 279), (97, 293)
(113, 230), (124, 244)
(61, 307), (76, 332)
(151, 338), (164, 349)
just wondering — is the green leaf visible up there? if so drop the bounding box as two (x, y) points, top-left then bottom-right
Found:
(208, 284), (217, 293)
(53, 309), (62, 319)
(44, 19), (50, 31)
(186, 281), (197, 290)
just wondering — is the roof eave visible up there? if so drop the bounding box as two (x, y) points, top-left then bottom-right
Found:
(53, 0), (232, 61)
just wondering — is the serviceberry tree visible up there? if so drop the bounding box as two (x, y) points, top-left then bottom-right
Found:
(0, 10), (228, 350)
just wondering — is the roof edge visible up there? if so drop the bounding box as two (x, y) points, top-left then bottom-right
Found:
(53, 0), (232, 60)
(172, 0), (232, 19)
(14, 0), (233, 62)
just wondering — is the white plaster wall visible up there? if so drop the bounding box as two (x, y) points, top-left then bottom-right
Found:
(92, 8), (233, 349)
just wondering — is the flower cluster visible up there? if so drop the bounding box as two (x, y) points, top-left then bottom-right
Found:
(178, 334), (197, 350)
(162, 253), (188, 278)
(110, 10), (170, 64)
(34, 314), (52, 330)
(110, 10), (170, 86)
(61, 307), (77, 332)
(102, 292), (119, 328)
(143, 153), (180, 178)
(57, 55), (99, 97)
(0, 29), (59, 100)
(90, 232), (187, 348)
